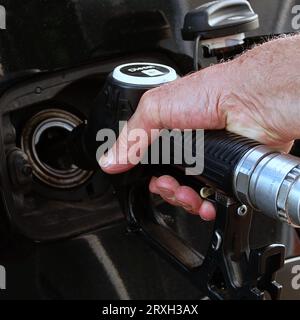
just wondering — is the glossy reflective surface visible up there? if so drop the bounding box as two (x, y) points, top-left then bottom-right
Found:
(0, 221), (205, 299)
(0, 0), (299, 74)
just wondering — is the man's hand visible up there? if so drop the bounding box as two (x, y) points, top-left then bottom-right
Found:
(99, 35), (300, 221)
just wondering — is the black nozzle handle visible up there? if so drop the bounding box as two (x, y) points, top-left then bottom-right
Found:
(190, 130), (259, 193)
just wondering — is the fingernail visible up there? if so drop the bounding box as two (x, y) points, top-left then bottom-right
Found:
(165, 196), (176, 201)
(99, 150), (114, 168)
(201, 216), (211, 221)
(200, 214), (212, 221)
(183, 206), (193, 212)
(177, 201), (193, 212)
(158, 188), (174, 198)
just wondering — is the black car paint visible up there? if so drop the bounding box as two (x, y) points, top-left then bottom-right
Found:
(0, 0), (299, 74)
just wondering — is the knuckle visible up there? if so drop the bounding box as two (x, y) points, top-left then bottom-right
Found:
(139, 90), (155, 113)
(138, 89), (161, 126)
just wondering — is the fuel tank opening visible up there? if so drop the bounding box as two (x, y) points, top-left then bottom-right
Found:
(21, 109), (93, 189)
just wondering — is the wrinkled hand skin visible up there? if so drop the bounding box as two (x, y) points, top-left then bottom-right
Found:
(100, 35), (300, 221)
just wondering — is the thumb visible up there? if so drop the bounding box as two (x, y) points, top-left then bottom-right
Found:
(99, 92), (161, 174)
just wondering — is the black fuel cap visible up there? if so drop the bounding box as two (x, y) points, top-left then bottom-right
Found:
(182, 0), (259, 41)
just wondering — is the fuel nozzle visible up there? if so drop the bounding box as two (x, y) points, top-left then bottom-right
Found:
(182, 0), (260, 69)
